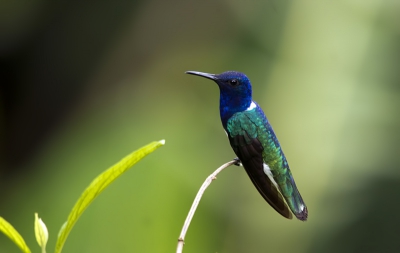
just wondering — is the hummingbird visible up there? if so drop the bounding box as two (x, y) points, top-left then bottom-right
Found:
(186, 70), (307, 221)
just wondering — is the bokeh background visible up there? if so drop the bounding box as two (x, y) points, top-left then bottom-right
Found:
(1, 1), (400, 252)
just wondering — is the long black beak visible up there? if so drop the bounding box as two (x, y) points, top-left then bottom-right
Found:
(185, 71), (216, 80)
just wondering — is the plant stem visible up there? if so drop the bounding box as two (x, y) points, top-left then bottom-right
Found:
(176, 159), (240, 253)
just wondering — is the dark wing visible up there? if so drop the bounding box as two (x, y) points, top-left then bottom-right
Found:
(229, 131), (293, 219)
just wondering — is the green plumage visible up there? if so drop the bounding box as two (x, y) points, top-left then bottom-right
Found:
(227, 105), (306, 220)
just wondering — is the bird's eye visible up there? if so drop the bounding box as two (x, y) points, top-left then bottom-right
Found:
(230, 79), (238, 86)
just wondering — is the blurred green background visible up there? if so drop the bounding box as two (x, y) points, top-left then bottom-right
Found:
(1, 1), (400, 252)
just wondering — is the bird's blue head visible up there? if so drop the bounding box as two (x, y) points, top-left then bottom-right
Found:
(186, 71), (253, 126)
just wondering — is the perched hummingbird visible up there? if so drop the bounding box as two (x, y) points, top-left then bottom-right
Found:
(186, 70), (307, 221)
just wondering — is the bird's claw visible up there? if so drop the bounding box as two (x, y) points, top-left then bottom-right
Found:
(233, 157), (242, 166)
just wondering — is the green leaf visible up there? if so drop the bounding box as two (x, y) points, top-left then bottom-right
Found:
(54, 140), (165, 253)
(0, 217), (31, 253)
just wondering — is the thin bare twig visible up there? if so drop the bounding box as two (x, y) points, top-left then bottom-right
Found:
(176, 159), (240, 253)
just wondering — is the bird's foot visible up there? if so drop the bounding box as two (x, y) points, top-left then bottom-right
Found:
(233, 157), (242, 166)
